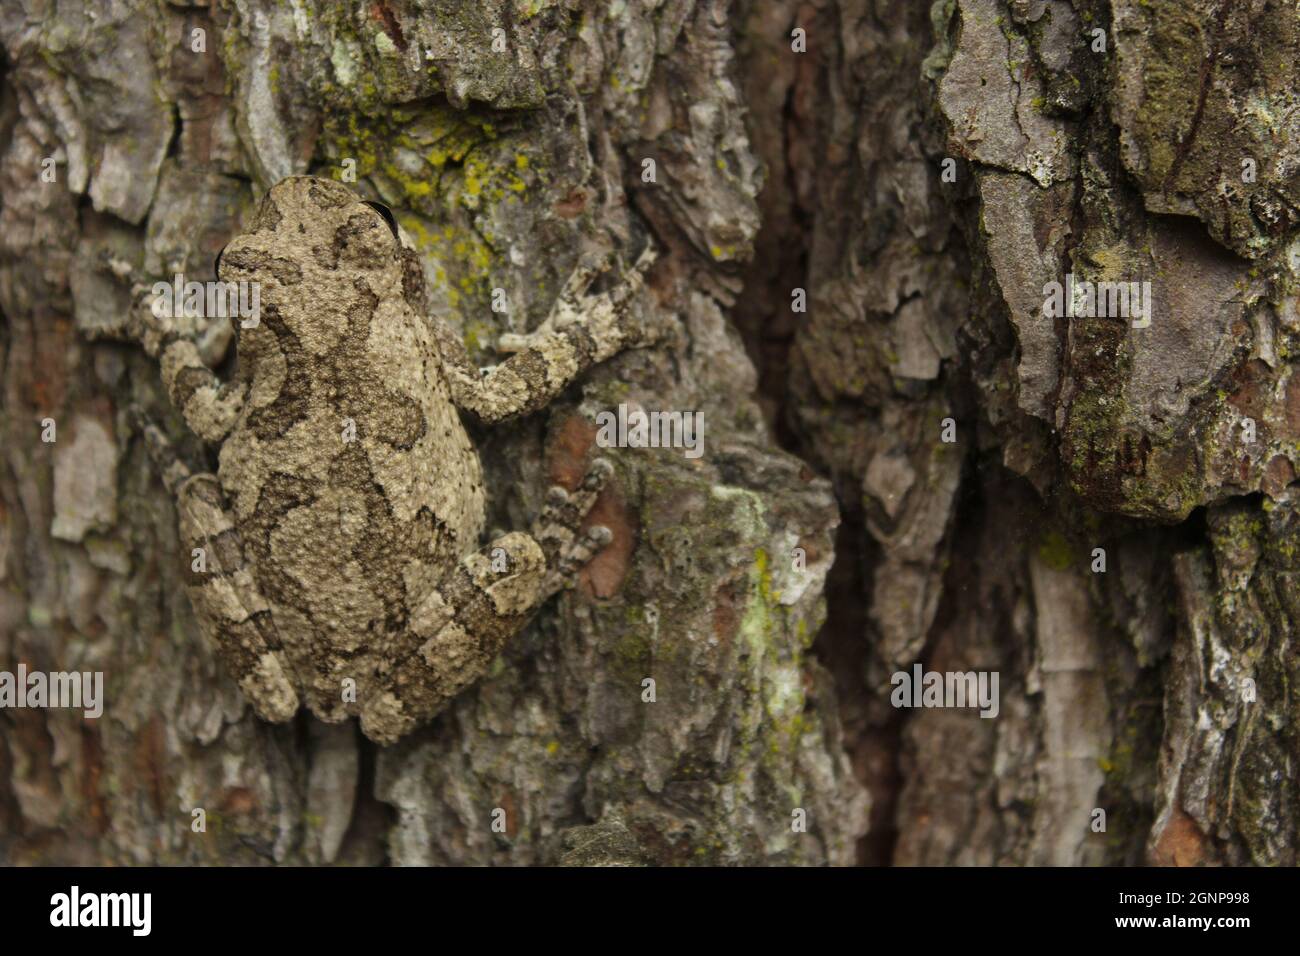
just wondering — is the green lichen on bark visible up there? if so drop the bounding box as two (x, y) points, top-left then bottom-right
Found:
(1114, 0), (1300, 260)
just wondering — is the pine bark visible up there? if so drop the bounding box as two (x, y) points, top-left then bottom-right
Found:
(1, 0), (1295, 866)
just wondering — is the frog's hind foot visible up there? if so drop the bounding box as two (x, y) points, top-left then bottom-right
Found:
(545, 525), (612, 597)
(530, 458), (612, 557)
(529, 457), (615, 597)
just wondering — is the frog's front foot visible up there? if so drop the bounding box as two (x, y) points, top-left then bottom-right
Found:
(495, 245), (658, 355)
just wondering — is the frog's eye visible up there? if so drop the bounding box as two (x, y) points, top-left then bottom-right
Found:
(362, 200), (400, 242)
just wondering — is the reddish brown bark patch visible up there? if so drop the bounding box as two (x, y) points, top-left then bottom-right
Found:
(1150, 806), (1210, 866)
(1262, 454), (1296, 498)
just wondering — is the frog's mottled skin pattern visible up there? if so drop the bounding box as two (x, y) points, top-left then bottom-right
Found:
(134, 176), (657, 744)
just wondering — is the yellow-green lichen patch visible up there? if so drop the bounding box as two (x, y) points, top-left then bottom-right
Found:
(1037, 530), (1076, 571)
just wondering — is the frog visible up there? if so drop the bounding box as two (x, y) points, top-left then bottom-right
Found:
(130, 175), (659, 744)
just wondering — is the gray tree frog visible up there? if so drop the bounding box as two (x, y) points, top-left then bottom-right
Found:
(131, 176), (658, 744)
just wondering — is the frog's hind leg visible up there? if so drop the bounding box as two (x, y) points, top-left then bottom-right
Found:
(360, 531), (549, 744)
(359, 459), (615, 745)
(133, 409), (299, 724)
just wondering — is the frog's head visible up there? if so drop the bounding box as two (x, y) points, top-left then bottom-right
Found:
(216, 176), (428, 357)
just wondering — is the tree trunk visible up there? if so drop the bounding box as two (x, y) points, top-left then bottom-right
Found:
(1, 0), (1294, 866)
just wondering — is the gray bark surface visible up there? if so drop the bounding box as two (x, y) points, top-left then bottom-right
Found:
(1, 0), (1294, 866)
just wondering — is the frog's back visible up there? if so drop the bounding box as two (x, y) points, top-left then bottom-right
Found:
(213, 176), (486, 718)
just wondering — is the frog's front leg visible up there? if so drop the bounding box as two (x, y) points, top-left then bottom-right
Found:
(135, 411), (299, 723)
(360, 460), (615, 745)
(126, 284), (248, 443)
(433, 247), (659, 425)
